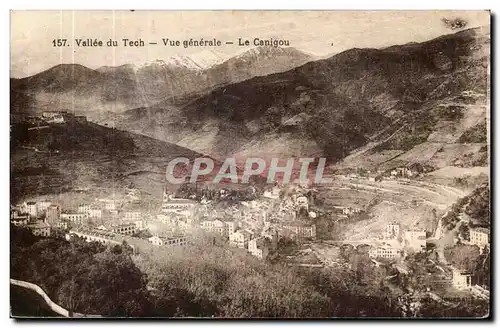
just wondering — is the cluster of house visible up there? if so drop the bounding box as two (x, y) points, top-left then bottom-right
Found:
(362, 223), (428, 260)
(343, 172), (384, 182)
(337, 164), (434, 183)
(155, 186), (317, 260)
(331, 205), (362, 220)
(390, 167), (416, 179)
(449, 226), (490, 293)
(379, 222), (490, 295)
(25, 111), (87, 125)
(449, 265), (489, 299)
(10, 197), (151, 241)
(11, 201), (53, 237)
(10, 196), (194, 253)
(12, 182), (323, 260)
(64, 226), (189, 253)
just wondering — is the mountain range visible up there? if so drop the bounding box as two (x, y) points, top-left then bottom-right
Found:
(11, 27), (490, 174)
(10, 46), (313, 116)
(104, 27), (489, 168)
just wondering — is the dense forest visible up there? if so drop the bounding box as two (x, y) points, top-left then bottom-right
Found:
(11, 227), (151, 316)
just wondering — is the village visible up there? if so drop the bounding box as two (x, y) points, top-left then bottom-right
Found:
(9, 110), (491, 308)
(10, 180), (321, 260)
(10, 163), (490, 304)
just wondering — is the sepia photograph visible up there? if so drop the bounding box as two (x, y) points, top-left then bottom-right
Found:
(9, 10), (491, 319)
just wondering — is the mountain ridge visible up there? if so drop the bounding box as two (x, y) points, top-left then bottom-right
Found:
(10, 46), (313, 114)
(106, 27), (489, 170)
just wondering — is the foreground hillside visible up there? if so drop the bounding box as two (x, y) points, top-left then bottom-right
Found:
(12, 226), (488, 318)
(10, 120), (206, 204)
(106, 27), (489, 171)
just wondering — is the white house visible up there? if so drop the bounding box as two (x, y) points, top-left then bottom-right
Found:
(369, 246), (399, 259)
(61, 212), (88, 224)
(386, 223), (401, 239)
(201, 218), (226, 235)
(25, 201), (38, 218)
(470, 227), (490, 249)
(99, 198), (117, 211)
(230, 230), (252, 248)
(11, 211), (30, 226)
(27, 221), (51, 237)
(404, 230), (427, 252)
(124, 211), (141, 220)
(78, 204), (92, 214)
(161, 189), (198, 216)
(37, 200), (52, 213)
(451, 266), (472, 290)
(248, 237), (270, 260)
(263, 185), (280, 199)
(110, 223), (137, 235)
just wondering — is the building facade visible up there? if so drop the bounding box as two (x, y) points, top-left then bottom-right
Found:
(61, 212), (88, 224)
(148, 235), (188, 247)
(28, 221), (51, 237)
(230, 230), (252, 248)
(161, 189), (198, 216)
(11, 211), (30, 226)
(46, 205), (60, 222)
(111, 223), (137, 235)
(25, 201), (38, 218)
(248, 237), (270, 260)
(369, 246), (399, 259)
(281, 221), (316, 239)
(470, 227), (490, 248)
(386, 223), (401, 239)
(78, 204), (92, 214)
(201, 219), (226, 235)
(451, 267), (472, 290)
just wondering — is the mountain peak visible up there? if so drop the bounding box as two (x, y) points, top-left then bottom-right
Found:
(236, 46), (310, 58)
(144, 50), (229, 71)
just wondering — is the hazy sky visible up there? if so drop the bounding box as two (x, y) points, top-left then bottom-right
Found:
(11, 10), (490, 78)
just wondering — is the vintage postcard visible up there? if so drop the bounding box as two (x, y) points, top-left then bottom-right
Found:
(10, 10), (491, 318)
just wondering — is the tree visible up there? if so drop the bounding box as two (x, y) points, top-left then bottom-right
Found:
(444, 244), (481, 272)
(11, 233), (151, 317)
(458, 224), (470, 241)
